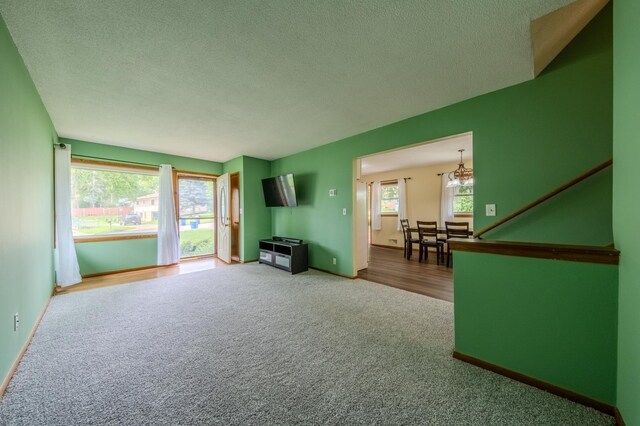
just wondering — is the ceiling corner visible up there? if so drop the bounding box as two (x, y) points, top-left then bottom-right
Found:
(531, 0), (609, 77)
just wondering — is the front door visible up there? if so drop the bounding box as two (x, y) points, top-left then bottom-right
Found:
(217, 173), (231, 263)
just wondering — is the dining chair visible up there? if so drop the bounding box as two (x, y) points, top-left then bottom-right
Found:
(416, 221), (443, 265)
(400, 219), (419, 260)
(445, 221), (470, 267)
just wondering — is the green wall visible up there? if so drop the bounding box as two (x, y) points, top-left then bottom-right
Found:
(0, 16), (57, 385)
(454, 252), (618, 404)
(63, 138), (222, 175)
(240, 157), (272, 261)
(222, 156), (272, 262)
(613, 0), (640, 423)
(63, 138), (223, 275)
(76, 239), (157, 276)
(271, 5), (613, 276)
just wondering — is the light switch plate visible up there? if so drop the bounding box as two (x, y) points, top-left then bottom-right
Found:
(329, 189), (337, 197)
(342, 208), (347, 215)
(486, 204), (496, 216)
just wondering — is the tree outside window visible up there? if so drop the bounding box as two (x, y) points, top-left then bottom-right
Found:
(381, 182), (399, 214)
(453, 185), (473, 215)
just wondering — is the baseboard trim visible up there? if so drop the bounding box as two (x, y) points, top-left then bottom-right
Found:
(452, 351), (615, 416)
(615, 407), (626, 426)
(310, 267), (357, 279)
(0, 292), (52, 398)
(80, 264), (163, 279)
(371, 243), (404, 250)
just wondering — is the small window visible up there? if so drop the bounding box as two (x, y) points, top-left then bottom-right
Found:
(453, 185), (473, 215)
(70, 161), (160, 240)
(381, 181), (399, 214)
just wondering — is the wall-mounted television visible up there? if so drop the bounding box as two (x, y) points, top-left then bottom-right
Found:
(262, 174), (298, 207)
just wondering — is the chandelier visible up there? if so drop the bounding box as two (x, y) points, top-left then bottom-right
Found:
(446, 149), (473, 187)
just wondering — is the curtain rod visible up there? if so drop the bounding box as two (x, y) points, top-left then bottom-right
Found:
(72, 154), (160, 168)
(366, 177), (412, 184)
(57, 147), (161, 168)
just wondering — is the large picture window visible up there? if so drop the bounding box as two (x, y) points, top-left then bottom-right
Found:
(70, 161), (160, 239)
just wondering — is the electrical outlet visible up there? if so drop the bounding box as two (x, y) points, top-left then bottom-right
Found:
(13, 313), (19, 332)
(332, 257), (337, 265)
(486, 204), (496, 217)
(342, 208), (347, 215)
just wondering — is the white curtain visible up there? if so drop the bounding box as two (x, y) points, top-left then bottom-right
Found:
(54, 145), (82, 287)
(371, 181), (382, 230)
(157, 164), (180, 265)
(397, 178), (408, 231)
(440, 174), (455, 225)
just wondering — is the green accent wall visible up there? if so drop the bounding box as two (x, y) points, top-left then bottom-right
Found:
(240, 157), (272, 261)
(76, 239), (157, 276)
(0, 15), (57, 385)
(62, 138), (223, 276)
(61, 138), (222, 175)
(223, 156), (272, 261)
(454, 252), (618, 404)
(271, 5), (613, 276)
(613, 0), (640, 423)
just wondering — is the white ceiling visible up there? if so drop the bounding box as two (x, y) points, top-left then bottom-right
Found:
(0, 0), (573, 162)
(360, 133), (472, 176)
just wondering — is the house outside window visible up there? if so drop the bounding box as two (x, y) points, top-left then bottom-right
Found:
(453, 185), (473, 216)
(381, 181), (399, 214)
(70, 161), (160, 240)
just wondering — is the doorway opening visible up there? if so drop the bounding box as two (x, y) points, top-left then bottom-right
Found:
(176, 173), (216, 259)
(353, 132), (473, 302)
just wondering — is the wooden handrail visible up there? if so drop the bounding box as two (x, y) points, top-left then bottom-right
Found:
(474, 159), (612, 239)
(448, 238), (619, 265)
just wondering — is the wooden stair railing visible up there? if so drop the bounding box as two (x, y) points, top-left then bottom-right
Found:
(447, 238), (619, 265)
(474, 159), (612, 239)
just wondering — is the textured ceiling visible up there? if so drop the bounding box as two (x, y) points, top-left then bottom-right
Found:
(0, 0), (573, 162)
(361, 133), (472, 176)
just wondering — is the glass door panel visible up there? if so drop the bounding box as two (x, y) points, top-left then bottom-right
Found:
(178, 176), (215, 258)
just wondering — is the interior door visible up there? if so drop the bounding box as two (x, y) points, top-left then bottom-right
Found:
(355, 181), (369, 271)
(217, 173), (231, 263)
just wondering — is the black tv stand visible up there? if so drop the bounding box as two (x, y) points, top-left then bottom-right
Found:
(259, 237), (308, 274)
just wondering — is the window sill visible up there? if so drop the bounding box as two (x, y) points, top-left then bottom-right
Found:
(381, 213), (399, 217)
(74, 233), (157, 243)
(454, 213), (473, 218)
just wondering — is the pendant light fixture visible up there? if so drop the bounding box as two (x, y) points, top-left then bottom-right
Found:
(446, 149), (473, 187)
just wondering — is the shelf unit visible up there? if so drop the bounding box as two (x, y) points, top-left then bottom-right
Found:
(259, 237), (308, 274)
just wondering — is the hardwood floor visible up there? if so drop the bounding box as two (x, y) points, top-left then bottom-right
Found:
(357, 246), (453, 302)
(55, 257), (230, 295)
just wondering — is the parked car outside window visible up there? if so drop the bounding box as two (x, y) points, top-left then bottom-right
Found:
(120, 213), (141, 225)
